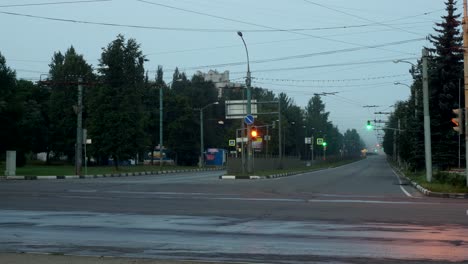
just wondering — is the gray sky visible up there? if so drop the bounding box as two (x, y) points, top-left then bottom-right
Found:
(0, 0), (456, 147)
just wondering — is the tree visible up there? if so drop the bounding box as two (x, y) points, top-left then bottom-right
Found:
(427, 0), (463, 169)
(48, 46), (94, 161)
(0, 52), (20, 159)
(88, 35), (147, 168)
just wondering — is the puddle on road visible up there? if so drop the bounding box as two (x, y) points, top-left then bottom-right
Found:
(0, 210), (467, 262)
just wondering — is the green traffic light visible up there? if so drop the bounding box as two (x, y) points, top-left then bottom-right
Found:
(366, 120), (373, 130)
(323, 142), (327, 147)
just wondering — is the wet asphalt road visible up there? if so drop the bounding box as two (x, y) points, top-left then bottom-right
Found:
(1, 155), (468, 263)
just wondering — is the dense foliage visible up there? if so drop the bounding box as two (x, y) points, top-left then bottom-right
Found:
(1, 34), (365, 168)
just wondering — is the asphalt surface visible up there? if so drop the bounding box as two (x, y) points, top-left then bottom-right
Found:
(1, 155), (467, 264)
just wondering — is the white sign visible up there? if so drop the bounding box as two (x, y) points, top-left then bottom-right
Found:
(305, 137), (312, 144)
(86, 139), (92, 144)
(236, 137), (248, 143)
(226, 100), (258, 119)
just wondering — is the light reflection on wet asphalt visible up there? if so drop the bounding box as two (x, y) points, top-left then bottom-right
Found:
(0, 210), (467, 263)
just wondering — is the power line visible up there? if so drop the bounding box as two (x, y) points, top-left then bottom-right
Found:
(302, 0), (424, 37)
(231, 57), (418, 74)
(135, 0), (414, 55)
(182, 37), (424, 70)
(253, 74), (409, 83)
(0, 0), (111, 8)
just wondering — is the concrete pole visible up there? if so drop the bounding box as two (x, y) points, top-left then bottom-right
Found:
(463, 0), (468, 186)
(398, 118), (401, 166)
(311, 135), (314, 163)
(75, 78), (83, 176)
(393, 129), (397, 162)
(238, 31), (253, 174)
(200, 109), (204, 168)
(159, 85), (163, 170)
(422, 48), (433, 182)
(278, 101), (283, 169)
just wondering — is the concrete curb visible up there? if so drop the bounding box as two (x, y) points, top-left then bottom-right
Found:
(392, 165), (468, 199)
(4, 167), (224, 180)
(219, 171), (306, 180)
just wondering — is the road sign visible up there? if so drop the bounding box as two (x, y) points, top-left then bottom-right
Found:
(305, 137), (312, 144)
(244, 114), (254, 125)
(228, 139), (236, 146)
(316, 138), (324, 145)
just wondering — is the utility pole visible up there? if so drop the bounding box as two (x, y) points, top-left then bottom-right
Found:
(159, 84), (163, 170)
(463, 0), (468, 186)
(422, 48), (433, 182)
(199, 109), (204, 168)
(238, 31), (253, 174)
(75, 78), (83, 176)
(278, 100), (283, 169)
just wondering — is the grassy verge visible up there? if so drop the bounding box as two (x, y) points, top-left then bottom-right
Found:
(235, 158), (362, 177)
(1, 163), (201, 176)
(405, 171), (468, 193)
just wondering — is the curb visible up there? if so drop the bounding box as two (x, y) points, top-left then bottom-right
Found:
(4, 167), (224, 181)
(219, 171), (306, 180)
(391, 165), (468, 199)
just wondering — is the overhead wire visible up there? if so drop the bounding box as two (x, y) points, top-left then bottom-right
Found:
(0, 0), (111, 8)
(302, 0), (424, 37)
(135, 0), (417, 55)
(230, 57), (418, 74)
(182, 37), (424, 70)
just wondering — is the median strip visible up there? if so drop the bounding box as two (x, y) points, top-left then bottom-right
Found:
(4, 168), (224, 180)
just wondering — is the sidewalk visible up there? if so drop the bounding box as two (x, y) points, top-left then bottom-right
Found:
(0, 253), (229, 264)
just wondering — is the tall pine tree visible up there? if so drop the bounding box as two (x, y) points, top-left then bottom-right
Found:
(428, 0), (463, 169)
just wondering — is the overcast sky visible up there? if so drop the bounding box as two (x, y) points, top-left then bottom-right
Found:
(0, 0), (458, 147)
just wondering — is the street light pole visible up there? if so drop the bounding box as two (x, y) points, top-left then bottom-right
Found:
(237, 31), (253, 174)
(394, 53), (432, 182)
(394, 82), (418, 117)
(197, 102), (219, 168)
(75, 77), (83, 176)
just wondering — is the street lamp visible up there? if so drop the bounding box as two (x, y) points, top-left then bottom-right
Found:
(394, 50), (432, 181)
(196, 101), (219, 168)
(237, 31), (253, 173)
(158, 79), (181, 170)
(394, 81), (418, 117)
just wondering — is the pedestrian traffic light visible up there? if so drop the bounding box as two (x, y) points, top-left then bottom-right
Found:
(452, 108), (464, 134)
(323, 142), (327, 147)
(250, 127), (258, 139)
(366, 120), (373, 130)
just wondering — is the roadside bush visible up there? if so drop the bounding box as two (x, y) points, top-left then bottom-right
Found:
(433, 171), (465, 187)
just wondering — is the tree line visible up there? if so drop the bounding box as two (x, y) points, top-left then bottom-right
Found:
(383, 0), (463, 171)
(0, 34), (365, 168)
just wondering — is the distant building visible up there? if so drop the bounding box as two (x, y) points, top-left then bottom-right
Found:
(196, 70), (243, 97)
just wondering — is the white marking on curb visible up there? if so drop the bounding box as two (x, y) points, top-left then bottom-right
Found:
(391, 168), (413, 198)
(220, 175), (236, 180)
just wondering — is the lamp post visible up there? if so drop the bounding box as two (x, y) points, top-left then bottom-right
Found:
(196, 101), (219, 168)
(237, 31), (253, 173)
(394, 81), (418, 117)
(394, 50), (432, 182)
(158, 79), (181, 170)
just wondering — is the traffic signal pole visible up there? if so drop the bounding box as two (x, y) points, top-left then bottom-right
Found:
(463, 0), (468, 186)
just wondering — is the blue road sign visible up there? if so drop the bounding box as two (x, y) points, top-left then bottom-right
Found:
(244, 114), (254, 125)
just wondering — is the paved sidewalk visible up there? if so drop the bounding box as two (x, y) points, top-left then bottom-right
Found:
(0, 253), (229, 264)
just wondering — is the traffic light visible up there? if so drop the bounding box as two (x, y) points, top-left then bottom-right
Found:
(250, 127), (258, 140)
(452, 108), (464, 134)
(366, 120), (373, 130)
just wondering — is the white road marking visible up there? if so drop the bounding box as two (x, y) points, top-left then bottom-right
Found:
(391, 168), (413, 198)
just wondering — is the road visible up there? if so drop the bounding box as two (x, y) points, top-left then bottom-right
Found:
(1, 155), (467, 264)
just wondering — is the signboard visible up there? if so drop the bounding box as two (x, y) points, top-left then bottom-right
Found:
(305, 137), (312, 144)
(228, 139), (236, 146)
(264, 135), (271, 141)
(244, 114), (254, 125)
(252, 138), (263, 149)
(236, 137), (248, 143)
(225, 100), (258, 119)
(316, 138), (324, 145)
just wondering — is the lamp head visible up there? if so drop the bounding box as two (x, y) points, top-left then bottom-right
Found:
(237, 31), (243, 37)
